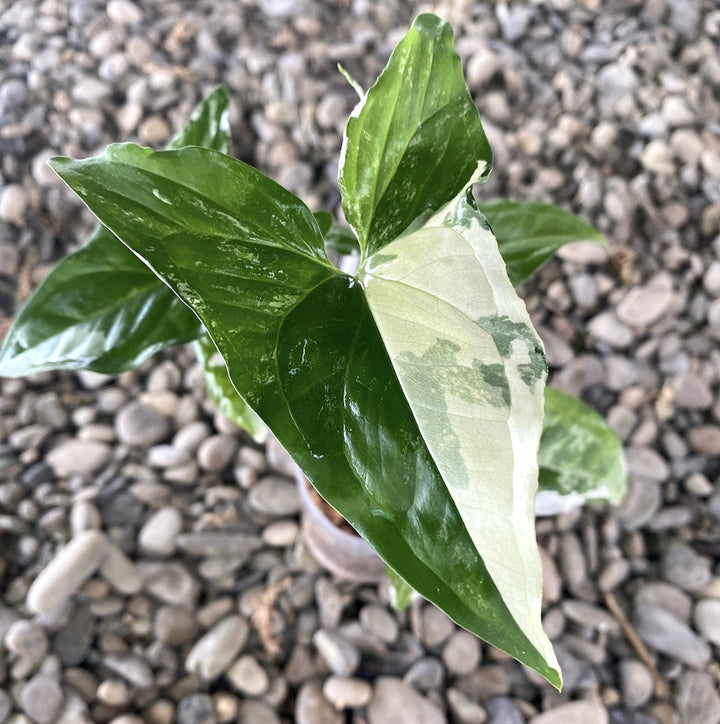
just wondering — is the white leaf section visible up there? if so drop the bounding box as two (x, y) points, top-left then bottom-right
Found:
(359, 181), (558, 671)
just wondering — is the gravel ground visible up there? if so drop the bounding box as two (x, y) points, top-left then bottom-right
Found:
(1, 0), (720, 722)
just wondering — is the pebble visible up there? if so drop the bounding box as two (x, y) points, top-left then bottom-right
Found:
(359, 604), (399, 643)
(634, 581), (692, 621)
(313, 628), (361, 676)
(46, 439), (112, 476)
(693, 599), (720, 646)
(52, 604), (94, 666)
(688, 424), (720, 455)
(19, 673), (64, 724)
(403, 656), (445, 691)
(103, 653), (154, 688)
(154, 605), (198, 646)
(616, 273), (674, 327)
(247, 475), (301, 516)
(619, 659), (654, 709)
(367, 677), (446, 724)
(671, 373), (713, 408)
(185, 615), (249, 681)
(5, 619), (49, 676)
(662, 541), (712, 591)
(588, 312), (633, 348)
(139, 562), (200, 605)
(322, 676), (373, 710)
(530, 701), (608, 724)
(106, 0), (143, 25)
(633, 604), (710, 667)
(27, 530), (109, 614)
(100, 542), (142, 595)
(0, 184), (28, 226)
(115, 402), (170, 446)
(197, 433), (238, 471)
(176, 693), (216, 724)
(138, 506), (184, 556)
(238, 700), (281, 724)
(226, 654), (269, 696)
(442, 630), (482, 676)
(676, 671), (720, 724)
(447, 687), (487, 723)
(641, 139), (675, 175)
(485, 697), (523, 724)
(296, 681), (343, 724)
(419, 605), (456, 648)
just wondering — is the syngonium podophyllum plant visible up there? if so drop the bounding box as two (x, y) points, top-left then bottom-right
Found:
(0, 15), (626, 687)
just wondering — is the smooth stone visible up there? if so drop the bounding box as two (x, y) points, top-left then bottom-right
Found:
(359, 604), (399, 643)
(588, 312), (633, 348)
(446, 687), (487, 723)
(247, 476), (300, 516)
(46, 439), (112, 476)
(693, 599), (720, 645)
(173, 421), (212, 453)
(265, 435), (296, 477)
(100, 543), (142, 594)
(368, 677), (446, 724)
(641, 139), (675, 175)
(671, 373), (714, 409)
(403, 657), (445, 691)
(19, 674), (64, 724)
(147, 444), (191, 468)
(619, 659), (654, 709)
(676, 671), (720, 724)
(262, 519), (299, 546)
(238, 700), (281, 724)
(185, 615), (249, 681)
(176, 693), (215, 724)
(197, 434), (238, 471)
(560, 600), (621, 635)
(103, 653), (154, 688)
(633, 604), (710, 667)
(624, 446), (670, 481)
(616, 273), (674, 327)
(688, 425), (720, 455)
(313, 628), (361, 676)
(0, 184), (28, 225)
(27, 530), (109, 614)
(139, 562), (201, 605)
(51, 605), (94, 666)
(296, 681), (343, 724)
(633, 581), (692, 621)
(420, 605), (455, 648)
(115, 402), (170, 446)
(661, 541), (712, 591)
(615, 476), (661, 530)
(5, 619), (49, 676)
(323, 676), (373, 709)
(138, 507), (183, 556)
(154, 605), (198, 646)
(442, 630), (482, 676)
(175, 532), (262, 557)
(556, 241), (609, 265)
(227, 654), (269, 696)
(486, 697), (523, 724)
(530, 701), (608, 724)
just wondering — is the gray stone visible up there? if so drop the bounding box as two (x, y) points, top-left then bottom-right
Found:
(139, 561), (201, 605)
(641, 139), (675, 175)
(688, 425), (720, 455)
(625, 446), (670, 482)
(588, 312), (633, 348)
(154, 605), (198, 646)
(672, 373), (714, 409)
(19, 674), (64, 724)
(442, 630), (481, 676)
(703, 261), (720, 295)
(447, 687), (487, 723)
(175, 531), (262, 557)
(227, 654), (269, 696)
(138, 506), (183, 556)
(486, 697), (523, 724)
(359, 604), (399, 643)
(419, 605), (455, 648)
(322, 675), (373, 710)
(0, 690), (10, 723)
(176, 693), (216, 724)
(247, 475), (300, 516)
(5, 619), (49, 676)
(662, 541), (712, 592)
(103, 653), (154, 688)
(313, 628), (360, 676)
(530, 701), (608, 724)
(27, 530), (109, 614)
(185, 615), (249, 681)
(676, 671), (720, 724)
(0, 184), (28, 226)
(100, 542), (142, 594)
(633, 604), (710, 667)
(238, 700), (281, 724)
(116, 401), (170, 446)
(560, 600), (620, 635)
(619, 659), (654, 709)
(52, 605), (94, 666)
(368, 677), (446, 724)
(634, 581), (692, 621)
(617, 273), (674, 327)
(46, 439), (112, 476)
(197, 434), (238, 471)
(694, 599), (720, 646)
(296, 681), (343, 724)
(403, 656), (445, 691)
(173, 421), (212, 453)
(147, 444), (191, 468)
(106, 0), (143, 25)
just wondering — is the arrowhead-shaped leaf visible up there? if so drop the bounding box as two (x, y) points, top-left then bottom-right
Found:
(49, 143), (561, 688)
(477, 199), (606, 287)
(539, 387), (625, 505)
(339, 13), (492, 256)
(0, 86), (230, 376)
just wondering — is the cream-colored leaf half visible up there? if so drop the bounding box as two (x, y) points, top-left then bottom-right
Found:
(359, 185), (557, 671)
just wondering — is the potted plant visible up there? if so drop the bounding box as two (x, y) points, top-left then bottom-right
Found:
(0, 14), (625, 689)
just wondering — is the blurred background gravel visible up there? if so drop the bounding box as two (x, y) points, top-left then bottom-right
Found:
(1, 0), (720, 722)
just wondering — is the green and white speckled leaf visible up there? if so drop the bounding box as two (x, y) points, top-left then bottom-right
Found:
(360, 173), (557, 673)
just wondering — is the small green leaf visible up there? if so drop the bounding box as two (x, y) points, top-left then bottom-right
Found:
(193, 334), (267, 442)
(0, 86), (231, 377)
(539, 387), (626, 504)
(386, 566), (415, 610)
(477, 199), (606, 287)
(340, 14), (492, 257)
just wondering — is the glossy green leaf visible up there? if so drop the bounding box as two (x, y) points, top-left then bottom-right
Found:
(50, 143), (560, 688)
(313, 212), (360, 256)
(0, 86), (230, 376)
(193, 334), (267, 442)
(339, 13), (492, 257)
(539, 387), (626, 505)
(477, 199), (606, 287)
